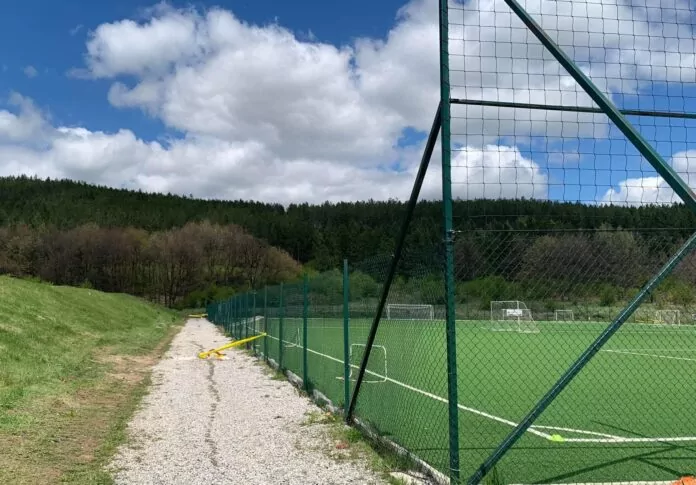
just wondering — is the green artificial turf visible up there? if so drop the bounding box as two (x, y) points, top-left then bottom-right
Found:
(227, 315), (696, 484)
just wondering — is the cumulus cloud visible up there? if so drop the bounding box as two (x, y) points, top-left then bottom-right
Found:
(0, 93), (50, 143)
(1, 0), (693, 204)
(0, 94), (546, 203)
(601, 151), (696, 206)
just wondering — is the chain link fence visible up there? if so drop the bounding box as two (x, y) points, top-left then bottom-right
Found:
(207, 0), (696, 482)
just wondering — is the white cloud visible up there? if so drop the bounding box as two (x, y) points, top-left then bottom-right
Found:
(0, 93), (49, 142)
(82, 9), (203, 78)
(0, 93), (547, 204)
(23, 66), (38, 78)
(1, 0), (693, 205)
(601, 151), (696, 205)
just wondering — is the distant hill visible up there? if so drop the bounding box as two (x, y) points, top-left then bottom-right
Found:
(1, 175), (695, 270)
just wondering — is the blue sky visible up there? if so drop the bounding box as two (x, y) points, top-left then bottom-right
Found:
(0, 0), (694, 206)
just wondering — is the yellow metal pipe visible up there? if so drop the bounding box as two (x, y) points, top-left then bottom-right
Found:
(197, 333), (267, 359)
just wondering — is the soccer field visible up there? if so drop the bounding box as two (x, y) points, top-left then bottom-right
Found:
(247, 316), (696, 483)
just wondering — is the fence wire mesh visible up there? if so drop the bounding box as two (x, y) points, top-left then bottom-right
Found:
(446, 0), (696, 482)
(207, 0), (696, 483)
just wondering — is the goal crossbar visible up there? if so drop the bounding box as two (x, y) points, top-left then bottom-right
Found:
(386, 303), (434, 320)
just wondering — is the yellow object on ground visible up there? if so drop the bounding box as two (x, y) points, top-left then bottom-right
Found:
(197, 333), (267, 359)
(188, 313), (208, 318)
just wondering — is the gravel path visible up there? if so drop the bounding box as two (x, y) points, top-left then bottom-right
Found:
(108, 318), (388, 485)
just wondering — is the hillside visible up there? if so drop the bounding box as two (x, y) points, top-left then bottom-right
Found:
(0, 275), (181, 484)
(2, 176), (696, 272)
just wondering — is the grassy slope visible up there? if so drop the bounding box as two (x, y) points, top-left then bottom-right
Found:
(0, 275), (182, 484)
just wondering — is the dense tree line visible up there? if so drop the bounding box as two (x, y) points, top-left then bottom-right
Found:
(3, 176), (696, 316)
(2, 176), (695, 272)
(0, 221), (301, 308)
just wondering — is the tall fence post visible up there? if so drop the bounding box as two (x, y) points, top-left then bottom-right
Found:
(303, 273), (309, 392)
(342, 259), (351, 414)
(263, 286), (268, 363)
(232, 297), (236, 335)
(438, 0), (461, 482)
(235, 296), (239, 339)
(239, 293), (249, 342)
(279, 282), (285, 371)
(252, 290), (257, 354)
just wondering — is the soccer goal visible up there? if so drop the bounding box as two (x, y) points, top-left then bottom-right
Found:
(336, 343), (387, 383)
(283, 327), (302, 348)
(386, 303), (434, 320)
(490, 300), (539, 333)
(656, 310), (681, 326)
(554, 310), (575, 322)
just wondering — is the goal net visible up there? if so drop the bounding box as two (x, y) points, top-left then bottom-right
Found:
(554, 310), (575, 322)
(490, 300), (539, 333)
(386, 303), (434, 320)
(656, 310), (681, 326)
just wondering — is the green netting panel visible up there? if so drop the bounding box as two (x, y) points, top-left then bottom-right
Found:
(450, 229), (694, 481)
(304, 269), (347, 406)
(350, 249), (453, 476)
(279, 282), (304, 380)
(444, 0), (696, 479)
(264, 285), (282, 366)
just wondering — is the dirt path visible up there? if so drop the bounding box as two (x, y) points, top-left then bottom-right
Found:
(108, 318), (388, 484)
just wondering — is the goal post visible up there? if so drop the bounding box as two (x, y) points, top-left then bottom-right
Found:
(386, 303), (434, 320)
(554, 310), (575, 322)
(337, 343), (387, 383)
(489, 300), (539, 333)
(655, 309), (681, 326)
(490, 300), (530, 320)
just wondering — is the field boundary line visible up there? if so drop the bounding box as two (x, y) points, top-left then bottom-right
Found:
(605, 348), (696, 353)
(601, 349), (696, 363)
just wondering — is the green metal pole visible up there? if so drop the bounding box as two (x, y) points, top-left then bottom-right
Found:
(501, 0), (696, 212)
(252, 291), (257, 355)
(342, 259), (351, 415)
(467, 230), (696, 484)
(244, 294), (248, 342)
(303, 273), (309, 392)
(245, 293), (249, 347)
(450, 97), (696, 120)
(232, 297), (236, 335)
(439, 0), (461, 482)
(233, 297), (238, 339)
(237, 296), (242, 339)
(279, 282), (284, 371)
(263, 287), (268, 363)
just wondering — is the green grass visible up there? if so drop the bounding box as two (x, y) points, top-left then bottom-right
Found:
(230, 315), (696, 484)
(0, 275), (182, 484)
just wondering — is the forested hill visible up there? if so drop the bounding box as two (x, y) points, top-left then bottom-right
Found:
(2, 175), (696, 269)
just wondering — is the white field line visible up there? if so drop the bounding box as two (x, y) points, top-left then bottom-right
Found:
(239, 322), (696, 444)
(606, 348), (696, 353)
(259, 333), (696, 444)
(601, 349), (696, 363)
(261, 333), (555, 440)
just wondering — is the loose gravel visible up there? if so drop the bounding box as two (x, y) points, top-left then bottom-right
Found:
(108, 318), (388, 485)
